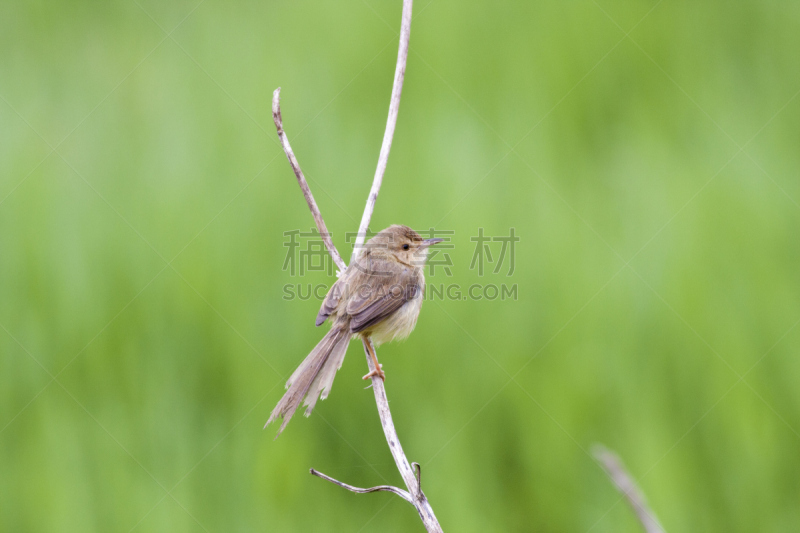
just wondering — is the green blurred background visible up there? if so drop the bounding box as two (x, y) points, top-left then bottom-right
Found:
(2, 0), (799, 531)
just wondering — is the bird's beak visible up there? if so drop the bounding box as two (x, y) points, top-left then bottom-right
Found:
(420, 238), (444, 249)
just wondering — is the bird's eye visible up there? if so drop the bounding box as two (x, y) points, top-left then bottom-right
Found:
(402, 244), (410, 250)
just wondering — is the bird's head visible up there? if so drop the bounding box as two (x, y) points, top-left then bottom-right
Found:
(363, 225), (443, 268)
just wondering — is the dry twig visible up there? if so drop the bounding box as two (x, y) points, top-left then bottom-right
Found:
(310, 468), (413, 503)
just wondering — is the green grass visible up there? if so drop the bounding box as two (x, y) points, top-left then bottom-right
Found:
(2, 0), (800, 531)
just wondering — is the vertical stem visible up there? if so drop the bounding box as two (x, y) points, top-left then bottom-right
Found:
(351, 0), (414, 263)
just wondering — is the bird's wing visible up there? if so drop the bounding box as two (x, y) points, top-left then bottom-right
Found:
(316, 278), (343, 326)
(346, 258), (419, 334)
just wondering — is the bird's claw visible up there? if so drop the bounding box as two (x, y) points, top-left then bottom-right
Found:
(362, 364), (385, 381)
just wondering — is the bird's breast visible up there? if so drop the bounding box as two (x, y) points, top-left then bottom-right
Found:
(366, 287), (424, 346)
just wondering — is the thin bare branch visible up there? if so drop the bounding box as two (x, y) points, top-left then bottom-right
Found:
(310, 468), (413, 503)
(593, 444), (666, 533)
(272, 87), (347, 273)
(363, 339), (443, 532)
(351, 0), (414, 263)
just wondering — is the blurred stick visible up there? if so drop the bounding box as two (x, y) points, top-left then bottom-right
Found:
(273, 1), (443, 531)
(593, 444), (666, 533)
(271, 87), (346, 274)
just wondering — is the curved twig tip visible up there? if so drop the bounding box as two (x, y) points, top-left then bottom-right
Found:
(272, 88), (283, 132)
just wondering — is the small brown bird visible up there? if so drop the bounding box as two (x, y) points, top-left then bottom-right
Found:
(266, 225), (442, 436)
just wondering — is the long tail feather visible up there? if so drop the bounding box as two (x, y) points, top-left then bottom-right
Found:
(265, 325), (350, 437)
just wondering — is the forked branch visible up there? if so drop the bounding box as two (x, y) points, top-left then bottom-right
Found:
(271, 0), (442, 531)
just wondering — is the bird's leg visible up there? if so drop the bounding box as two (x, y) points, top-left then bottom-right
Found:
(362, 339), (386, 381)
